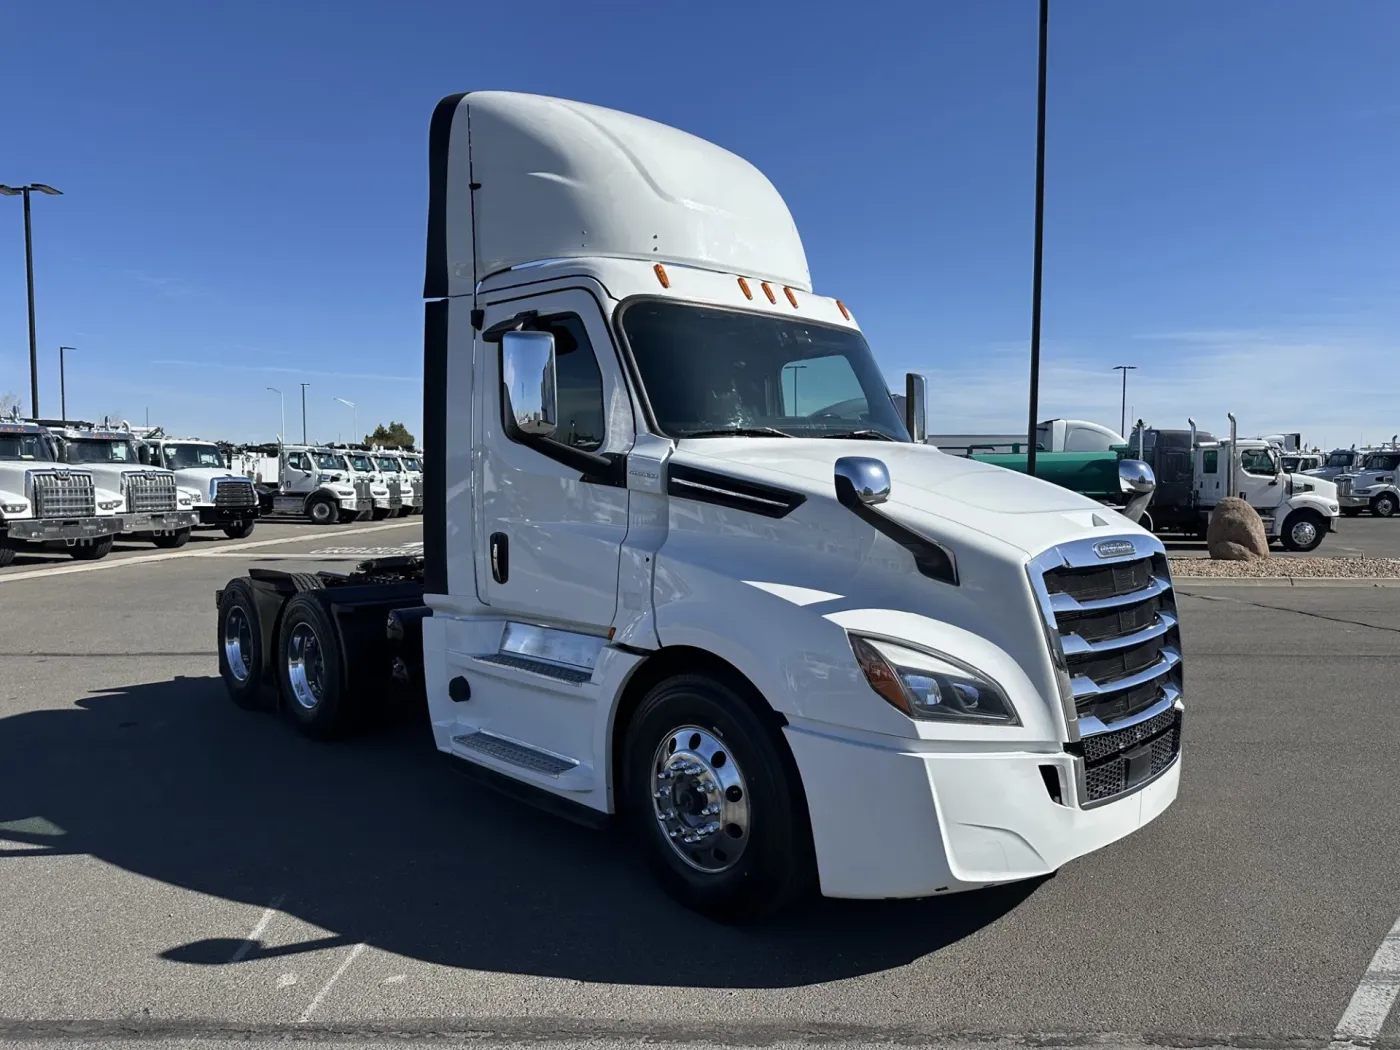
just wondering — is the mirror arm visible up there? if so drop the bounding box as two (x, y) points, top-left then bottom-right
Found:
(482, 310), (539, 343)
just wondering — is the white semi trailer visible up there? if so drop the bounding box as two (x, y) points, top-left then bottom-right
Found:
(214, 91), (1183, 921)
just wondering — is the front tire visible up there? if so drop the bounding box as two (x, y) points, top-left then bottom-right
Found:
(306, 495), (338, 526)
(217, 578), (267, 710)
(0, 545), (17, 568)
(152, 528), (191, 549)
(70, 535), (115, 560)
(222, 521), (255, 539)
(1281, 510), (1326, 552)
(623, 672), (815, 923)
(276, 593), (350, 740)
(1371, 492), (1398, 518)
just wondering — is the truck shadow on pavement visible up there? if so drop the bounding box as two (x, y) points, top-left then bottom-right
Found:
(0, 676), (1042, 988)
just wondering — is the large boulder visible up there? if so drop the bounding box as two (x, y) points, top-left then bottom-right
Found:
(1207, 497), (1270, 560)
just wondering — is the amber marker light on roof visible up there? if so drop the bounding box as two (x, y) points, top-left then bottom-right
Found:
(761, 282), (776, 303)
(836, 300), (852, 320)
(737, 277), (753, 300)
(654, 263), (670, 288)
(783, 286), (798, 308)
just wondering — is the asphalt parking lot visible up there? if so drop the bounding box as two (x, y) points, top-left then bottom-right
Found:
(1165, 513), (1400, 559)
(1, 517), (1399, 1050)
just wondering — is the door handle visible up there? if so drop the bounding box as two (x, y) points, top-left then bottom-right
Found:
(490, 532), (509, 584)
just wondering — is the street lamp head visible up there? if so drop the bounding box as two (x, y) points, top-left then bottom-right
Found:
(0, 186), (20, 196)
(267, 386), (281, 394)
(31, 184), (62, 196)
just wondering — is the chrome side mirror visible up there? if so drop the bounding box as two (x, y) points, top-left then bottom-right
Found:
(834, 456), (891, 507)
(904, 372), (927, 443)
(501, 330), (557, 439)
(1117, 459), (1155, 494)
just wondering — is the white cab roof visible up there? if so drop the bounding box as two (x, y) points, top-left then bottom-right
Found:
(427, 91), (810, 298)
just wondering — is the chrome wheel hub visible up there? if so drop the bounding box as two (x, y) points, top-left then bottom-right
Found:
(224, 606), (253, 682)
(286, 623), (325, 710)
(1291, 519), (1318, 547)
(651, 726), (749, 873)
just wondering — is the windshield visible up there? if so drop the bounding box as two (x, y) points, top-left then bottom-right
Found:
(0, 433), (55, 462)
(403, 458), (421, 472)
(1326, 452), (1354, 468)
(1240, 448), (1278, 476)
(348, 455), (374, 472)
(66, 438), (137, 464)
(374, 457), (399, 471)
(620, 301), (910, 441)
(162, 444), (223, 470)
(1364, 453), (1400, 472)
(313, 452), (344, 471)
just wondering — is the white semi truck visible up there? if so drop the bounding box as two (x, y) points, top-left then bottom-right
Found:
(0, 416), (125, 565)
(214, 91), (1183, 921)
(232, 443), (372, 525)
(1334, 444), (1400, 518)
(132, 430), (262, 538)
(42, 420), (200, 548)
(371, 448), (418, 516)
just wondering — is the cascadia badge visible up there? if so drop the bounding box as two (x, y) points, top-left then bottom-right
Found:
(1094, 539), (1137, 559)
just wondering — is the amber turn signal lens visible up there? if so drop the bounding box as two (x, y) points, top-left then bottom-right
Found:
(654, 263), (670, 288)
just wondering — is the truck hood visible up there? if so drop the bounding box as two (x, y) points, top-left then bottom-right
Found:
(679, 438), (1147, 557)
(1291, 473), (1338, 497)
(0, 462), (84, 499)
(171, 467), (245, 492)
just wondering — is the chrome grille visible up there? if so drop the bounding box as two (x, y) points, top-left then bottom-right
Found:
(1337, 477), (1352, 497)
(1031, 540), (1184, 808)
(213, 478), (257, 508)
(411, 477), (423, 502)
(386, 478), (403, 505)
(354, 478), (371, 502)
(124, 472), (177, 513)
(31, 471), (96, 517)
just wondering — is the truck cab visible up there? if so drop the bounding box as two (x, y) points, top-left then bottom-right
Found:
(1194, 437), (1340, 549)
(269, 445), (366, 524)
(326, 446), (389, 520)
(42, 420), (199, 548)
(215, 91), (1185, 921)
(0, 416), (124, 565)
(137, 435), (261, 539)
(1335, 448), (1400, 518)
(370, 449), (416, 516)
(1309, 448), (1364, 482)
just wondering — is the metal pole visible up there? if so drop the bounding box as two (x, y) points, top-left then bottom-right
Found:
(1112, 365), (1136, 437)
(300, 383), (310, 444)
(1025, 0), (1049, 477)
(23, 188), (39, 418)
(60, 346), (67, 420)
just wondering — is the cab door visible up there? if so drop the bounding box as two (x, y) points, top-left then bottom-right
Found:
(1237, 448), (1285, 515)
(473, 288), (633, 632)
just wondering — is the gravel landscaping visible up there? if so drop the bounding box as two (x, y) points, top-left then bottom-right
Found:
(1169, 556), (1400, 579)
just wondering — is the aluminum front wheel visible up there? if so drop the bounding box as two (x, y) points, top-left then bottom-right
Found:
(651, 726), (749, 873)
(223, 606), (253, 683)
(1290, 518), (1318, 548)
(286, 623), (325, 710)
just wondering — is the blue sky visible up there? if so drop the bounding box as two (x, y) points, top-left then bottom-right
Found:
(2, 0), (1398, 449)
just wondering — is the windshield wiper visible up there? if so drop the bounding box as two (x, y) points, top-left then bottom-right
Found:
(677, 427), (793, 439)
(820, 429), (898, 441)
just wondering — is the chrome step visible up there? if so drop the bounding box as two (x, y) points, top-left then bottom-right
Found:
(476, 652), (592, 685)
(452, 731), (578, 777)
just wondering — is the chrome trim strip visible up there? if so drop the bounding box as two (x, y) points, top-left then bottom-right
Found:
(1061, 611), (1178, 656)
(1048, 576), (1171, 614)
(1071, 647), (1180, 699)
(1077, 683), (1180, 738)
(499, 621), (606, 671)
(669, 476), (789, 508)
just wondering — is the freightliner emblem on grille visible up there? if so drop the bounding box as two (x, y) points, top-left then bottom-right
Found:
(1094, 539), (1137, 559)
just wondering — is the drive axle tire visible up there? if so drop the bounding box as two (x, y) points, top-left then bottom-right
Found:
(1371, 492), (1398, 518)
(222, 521), (255, 539)
(152, 528), (192, 549)
(307, 496), (338, 526)
(1342, 507), (1363, 518)
(217, 578), (267, 710)
(276, 593), (351, 740)
(0, 545), (16, 568)
(622, 672), (815, 923)
(70, 535), (115, 561)
(1281, 510), (1326, 552)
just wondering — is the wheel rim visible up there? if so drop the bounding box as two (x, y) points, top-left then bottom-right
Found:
(224, 606), (254, 682)
(286, 623), (325, 710)
(1290, 519), (1318, 548)
(1380, 498), (1396, 517)
(312, 503), (332, 523)
(651, 726), (750, 873)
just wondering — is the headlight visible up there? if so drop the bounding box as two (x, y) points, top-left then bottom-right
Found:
(332, 484), (354, 495)
(98, 499), (123, 510)
(1354, 486), (1374, 495)
(849, 634), (1018, 724)
(2, 502), (26, 514)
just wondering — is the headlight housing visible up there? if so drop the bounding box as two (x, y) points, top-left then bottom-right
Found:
(849, 634), (1019, 724)
(2, 502), (26, 514)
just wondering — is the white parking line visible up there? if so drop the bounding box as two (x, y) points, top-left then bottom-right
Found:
(1332, 913), (1400, 1045)
(298, 942), (365, 1022)
(0, 520), (419, 585)
(230, 895), (285, 962)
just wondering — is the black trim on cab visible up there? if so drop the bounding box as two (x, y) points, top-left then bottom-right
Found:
(666, 463), (806, 519)
(424, 92), (468, 300)
(422, 299), (449, 595)
(834, 477), (958, 586)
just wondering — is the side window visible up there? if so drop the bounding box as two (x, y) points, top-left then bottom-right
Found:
(287, 452), (308, 471)
(1241, 449), (1275, 476)
(535, 314), (605, 452)
(1203, 450), (1218, 474)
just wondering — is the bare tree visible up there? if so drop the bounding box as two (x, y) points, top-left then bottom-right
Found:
(0, 392), (21, 417)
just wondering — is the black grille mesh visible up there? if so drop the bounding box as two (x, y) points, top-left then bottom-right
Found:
(1044, 557), (1153, 602)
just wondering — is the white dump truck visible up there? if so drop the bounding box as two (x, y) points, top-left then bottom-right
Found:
(214, 91), (1183, 921)
(232, 443), (370, 525)
(1334, 444), (1400, 518)
(133, 430), (261, 539)
(0, 416), (125, 565)
(41, 419), (199, 548)
(370, 448), (417, 516)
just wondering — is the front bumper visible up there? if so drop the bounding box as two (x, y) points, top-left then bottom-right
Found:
(196, 505), (259, 525)
(122, 510), (200, 534)
(1339, 494), (1373, 509)
(4, 515), (126, 542)
(784, 719), (1181, 899)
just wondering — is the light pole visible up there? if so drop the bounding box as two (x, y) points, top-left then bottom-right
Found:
(333, 398), (357, 443)
(299, 383), (310, 444)
(1023, 0), (1048, 476)
(1112, 365), (1137, 438)
(783, 363), (808, 414)
(58, 346), (75, 420)
(267, 387), (285, 442)
(0, 183), (64, 418)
